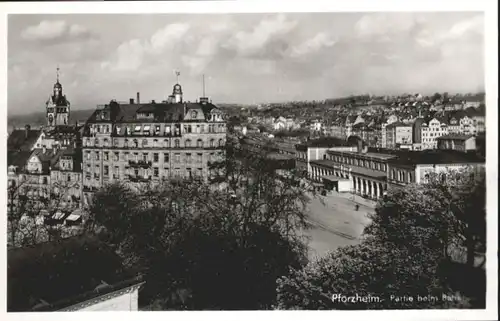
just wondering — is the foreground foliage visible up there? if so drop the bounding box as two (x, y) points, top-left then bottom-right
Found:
(87, 141), (312, 309)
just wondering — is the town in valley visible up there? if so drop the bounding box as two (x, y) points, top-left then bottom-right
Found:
(6, 12), (489, 312)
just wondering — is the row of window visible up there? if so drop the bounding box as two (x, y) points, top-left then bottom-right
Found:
(85, 167), (205, 180)
(85, 151), (218, 163)
(390, 169), (413, 183)
(84, 137), (225, 148)
(90, 123), (226, 135)
(327, 154), (388, 171)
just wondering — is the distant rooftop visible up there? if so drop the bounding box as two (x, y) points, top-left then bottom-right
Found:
(296, 137), (354, 150)
(436, 134), (475, 141)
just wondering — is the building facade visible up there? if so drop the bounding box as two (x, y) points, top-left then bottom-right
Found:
(437, 134), (476, 152)
(421, 117), (449, 149)
(81, 82), (226, 207)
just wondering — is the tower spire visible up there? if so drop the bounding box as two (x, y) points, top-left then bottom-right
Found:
(203, 74), (205, 97)
(175, 70), (180, 84)
(56, 65), (60, 83)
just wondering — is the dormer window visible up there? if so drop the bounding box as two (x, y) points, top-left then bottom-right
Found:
(134, 125), (142, 133)
(191, 111), (198, 118)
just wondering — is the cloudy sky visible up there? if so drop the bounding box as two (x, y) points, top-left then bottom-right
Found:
(8, 12), (484, 115)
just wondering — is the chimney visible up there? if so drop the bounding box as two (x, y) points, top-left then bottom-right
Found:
(137, 92), (140, 104)
(25, 124), (31, 138)
(357, 139), (363, 153)
(129, 98), (135, 104)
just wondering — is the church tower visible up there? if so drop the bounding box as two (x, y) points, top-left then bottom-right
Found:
(46, 66), (70, 127)
(170, 71), (183, 103)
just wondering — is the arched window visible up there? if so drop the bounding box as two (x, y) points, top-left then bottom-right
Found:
(94, 138), (99, 147)
(133, 139), (139, 148)
(86, 138), (91, 147)
(191, 110), (198, 118)
(185, 139), (191, 148)
(197, 139), (203, 148)
(210, 139), (215, 148)
(163, 139), (170, 148)
(142, 139), (148, 147)
(103, 138), (109, 147)
(153, 139), (158, 148)
(124, 139), (129, 147)
(174, 139), (180, 148)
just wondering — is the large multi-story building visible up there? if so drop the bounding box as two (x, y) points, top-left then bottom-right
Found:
(81, 82), (227, 207)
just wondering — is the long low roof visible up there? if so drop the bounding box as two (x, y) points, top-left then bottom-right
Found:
(327, 150), (397, 160)
(310, 160), (387, 179)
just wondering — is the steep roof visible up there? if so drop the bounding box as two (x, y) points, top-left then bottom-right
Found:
(29, 148), (64, 174)
(7, 151), (32, 168)
(88, 101), (220, 124)
(7, 129), (41, 152)
(7, 235), (141, 312)
(436, 134), (475, 141)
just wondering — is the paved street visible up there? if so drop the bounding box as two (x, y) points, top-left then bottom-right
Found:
(302, 192), (376, 260)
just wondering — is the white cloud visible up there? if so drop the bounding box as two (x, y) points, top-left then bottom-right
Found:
(449, 15), (483, 38)
(196, 37), (218, 57)
(69, 24), (89, 37)
(103, 23), (191, 72)
(21, 20), (92, 42)
(21, 20), (67, 41)
(289, 32), (336, 58)
(225, 14), (297, 56)
(181, 56), (211, 75)
(150, 23), (191, 53)
(355, 14), (416, 38)
(108, 39), (145, 71)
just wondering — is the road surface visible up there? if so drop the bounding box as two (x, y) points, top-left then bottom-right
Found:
(302, 193), (375, 260)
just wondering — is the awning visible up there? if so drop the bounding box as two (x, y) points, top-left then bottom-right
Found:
(323, 175), (351, 182)
(52, 211), (66, 220)
(66, 214), (81, 222)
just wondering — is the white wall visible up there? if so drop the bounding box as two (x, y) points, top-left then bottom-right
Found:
(73, 288), (139, 311)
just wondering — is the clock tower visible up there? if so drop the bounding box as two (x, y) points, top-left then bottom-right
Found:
(46, 66), (70, 128)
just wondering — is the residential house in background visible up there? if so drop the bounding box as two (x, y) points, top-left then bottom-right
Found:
(387, 150), (484, 190)
(395, 122), (413, 149)
(421, 117), (449, 150)
(412, 117), (426, 151)
(437, 134), (477, 153)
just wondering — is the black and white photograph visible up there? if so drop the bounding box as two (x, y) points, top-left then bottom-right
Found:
(1, 1), (498, 320)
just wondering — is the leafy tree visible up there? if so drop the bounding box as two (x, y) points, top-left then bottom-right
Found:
(423, 167), (486, 267)
(7, 175), (82, 248)
(275, 238), (465, 310)
(432, 92), (442, 102)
